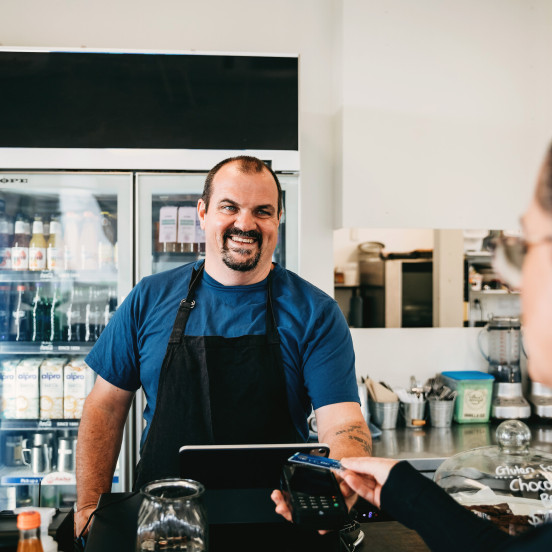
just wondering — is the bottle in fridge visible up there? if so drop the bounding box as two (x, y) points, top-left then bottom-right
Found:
(28, 215), (47, 271)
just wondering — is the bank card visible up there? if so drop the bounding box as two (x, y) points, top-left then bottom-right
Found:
(288, 452), (343, 472)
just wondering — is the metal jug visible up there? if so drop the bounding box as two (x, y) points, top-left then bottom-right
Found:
(22, 442), (52, 474)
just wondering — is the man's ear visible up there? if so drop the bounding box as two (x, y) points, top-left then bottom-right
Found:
(197, 198), (206, 230)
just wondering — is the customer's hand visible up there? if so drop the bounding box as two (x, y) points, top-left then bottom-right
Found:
(74, 505), (96, 538)
(339, 457), (398, 509)
(271, 473), (357, 535)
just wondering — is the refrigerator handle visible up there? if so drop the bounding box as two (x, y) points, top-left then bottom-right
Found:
(120, 393), (139, 492)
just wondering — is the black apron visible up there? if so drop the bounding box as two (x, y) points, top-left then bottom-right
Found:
(134, 262), (301, 489)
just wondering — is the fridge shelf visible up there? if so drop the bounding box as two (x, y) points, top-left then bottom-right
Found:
(0, 269), (117, 284)
(0, 419), (80, 430)
(152, 251), (204, 261)
(0, 342), (94, 355)
(0, 467), (119, 486)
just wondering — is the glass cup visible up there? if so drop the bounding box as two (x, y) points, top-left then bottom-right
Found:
(136, 478), (207, 552)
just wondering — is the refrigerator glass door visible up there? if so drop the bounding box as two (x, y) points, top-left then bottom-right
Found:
(0, 171), (133, 508)
(135, 172), (298, 280)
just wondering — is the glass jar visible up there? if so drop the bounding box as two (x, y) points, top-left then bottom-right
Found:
(434, 420), (552, 535)
(136, 478), (208, 551)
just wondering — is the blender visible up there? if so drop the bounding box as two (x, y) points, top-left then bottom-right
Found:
(478, 316), (531, 419)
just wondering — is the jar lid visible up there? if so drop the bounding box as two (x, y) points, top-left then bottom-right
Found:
(435, 420), (552, 534)
(358, 242), (384, 260)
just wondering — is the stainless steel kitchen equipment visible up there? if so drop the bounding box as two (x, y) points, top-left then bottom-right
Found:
(529, 381), (552, 418)
(478, 316), (531, 419)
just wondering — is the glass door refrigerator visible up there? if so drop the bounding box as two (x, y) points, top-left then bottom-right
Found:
(132, 171), (299, 464)
(0, 171), (133, 510)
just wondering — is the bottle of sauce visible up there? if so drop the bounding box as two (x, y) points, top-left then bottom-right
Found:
(11, 214), (30, 271)
(16, 510), (44, 552)
(46, 215), (62, 271)
(29, 215), (47, 271)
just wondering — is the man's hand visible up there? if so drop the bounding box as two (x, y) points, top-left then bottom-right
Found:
(74, 504), (96, 538)
(270, 472), (357, 535)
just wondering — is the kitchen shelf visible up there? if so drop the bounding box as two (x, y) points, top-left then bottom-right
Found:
(0, 419), (80, 430)
(0, 342), (94, 355)
(0, 269), (117, 284)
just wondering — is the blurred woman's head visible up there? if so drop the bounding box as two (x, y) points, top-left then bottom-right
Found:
(521, 142), (552, 385)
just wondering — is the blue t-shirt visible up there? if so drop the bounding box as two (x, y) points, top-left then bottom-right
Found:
(85, 262), (359, 447)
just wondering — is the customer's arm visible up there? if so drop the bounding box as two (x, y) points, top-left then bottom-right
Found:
(342, 458), (511, 552)
(75, 375), (134, 536)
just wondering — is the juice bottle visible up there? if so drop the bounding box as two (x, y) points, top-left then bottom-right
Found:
(177, 204), (196, 253)
(16, 510), (44, 552)
(29, 215), (47, 271)
(11, 214), (30, 271)
(0, 209), (12, 270)
(159, 206), (178, 253)
(46, 215), (62, 271)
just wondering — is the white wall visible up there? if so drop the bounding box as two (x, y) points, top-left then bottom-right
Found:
(338, 0), (552, 229)
(0, 0), (340, 293)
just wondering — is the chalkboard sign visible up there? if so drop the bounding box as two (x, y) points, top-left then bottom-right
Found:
(0, 51), (298, 150)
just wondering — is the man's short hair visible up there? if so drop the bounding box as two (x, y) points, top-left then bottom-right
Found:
(202, 156), (283, 216)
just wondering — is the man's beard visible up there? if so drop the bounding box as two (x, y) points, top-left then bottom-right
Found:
(221, 227), (263, 272)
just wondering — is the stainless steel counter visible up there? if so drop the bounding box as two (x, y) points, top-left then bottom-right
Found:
(371, 420), (552, 473)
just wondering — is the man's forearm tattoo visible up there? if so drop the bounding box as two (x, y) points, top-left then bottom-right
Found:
(334, 423), (373, 455)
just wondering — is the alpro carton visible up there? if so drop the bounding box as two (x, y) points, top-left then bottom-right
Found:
(40, 357), (66, 419)
(0, 359), (18, 419)
(64, 357), (93, 419)
(15, 357), (41, 418)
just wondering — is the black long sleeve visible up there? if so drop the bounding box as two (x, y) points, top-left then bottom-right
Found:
(380, 461), (552, 552)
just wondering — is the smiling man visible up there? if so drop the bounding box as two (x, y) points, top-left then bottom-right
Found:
(75, 156), (370, 535)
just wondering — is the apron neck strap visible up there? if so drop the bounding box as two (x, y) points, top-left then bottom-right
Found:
(169, 261), (279, 344)
(265, 269), (280, 344)
(168, 262), (204, 344)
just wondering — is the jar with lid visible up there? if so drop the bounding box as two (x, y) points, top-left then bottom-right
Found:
(434, 420), (552, 535)
(136, 478), (208, 551)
